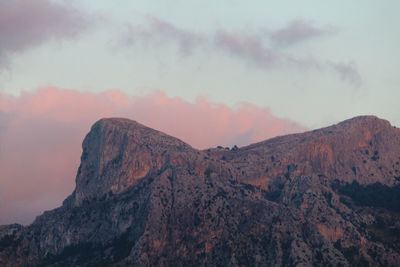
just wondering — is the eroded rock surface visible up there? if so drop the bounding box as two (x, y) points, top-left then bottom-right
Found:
(1, 116), (400, 266)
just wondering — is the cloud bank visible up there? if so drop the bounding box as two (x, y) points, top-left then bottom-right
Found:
(0, 0), (90, 69)
(0, 87), (304, 225)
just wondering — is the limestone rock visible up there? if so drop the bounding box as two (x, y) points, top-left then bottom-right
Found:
(1, 115), (400, 266)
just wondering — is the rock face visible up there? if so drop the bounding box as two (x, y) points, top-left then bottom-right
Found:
(1, 116), (400, 266)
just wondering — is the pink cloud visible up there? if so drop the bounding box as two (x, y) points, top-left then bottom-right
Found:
(0, 0), (90, 69)
(0, 87), (304, 225)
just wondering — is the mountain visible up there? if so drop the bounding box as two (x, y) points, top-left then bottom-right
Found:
(1, 116), (400, 266)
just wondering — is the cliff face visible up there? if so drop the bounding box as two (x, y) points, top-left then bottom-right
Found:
(70, 118), (195, 206)
(1, 116), (400, 266)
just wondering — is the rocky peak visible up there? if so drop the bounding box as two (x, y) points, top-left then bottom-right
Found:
(70, 116), (400, 206)
(215, 115), (400, 188)
(3, 116), (400, 266)
(71, 118), (194, 206)
(333, 115), (392, 131)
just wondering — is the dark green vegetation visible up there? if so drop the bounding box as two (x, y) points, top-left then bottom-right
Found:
(333, 180), (400, 212)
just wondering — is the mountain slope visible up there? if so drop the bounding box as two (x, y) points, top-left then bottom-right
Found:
(1, 116), (400, 266)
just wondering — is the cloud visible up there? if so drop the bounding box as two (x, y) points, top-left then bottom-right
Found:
(0, 87), (304, 225)
(214, 30), (280, 68)
(124, 15), (204, 56)
(122, 17), (361, 86)
(328, 61), (362, 86)
(214, 30), (321, 70)
(214, 30), (361, 85)
(270, 19), (335, 45)
(0, 0), (90, 69)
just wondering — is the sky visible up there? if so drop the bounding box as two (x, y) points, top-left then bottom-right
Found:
(0, 0), (399, 224)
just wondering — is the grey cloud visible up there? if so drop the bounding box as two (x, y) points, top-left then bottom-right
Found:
(125, 16), (204, 56)
(328, 61), (362, 86)
(214, 30), (280, 68)
(0, 0), (91, 69)
(270, 19), (336, 45)
(123, 17), (361, 86)
(214, 31), (325, 70)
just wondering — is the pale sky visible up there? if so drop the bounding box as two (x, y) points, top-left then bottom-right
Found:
(1, 0), (399, 128)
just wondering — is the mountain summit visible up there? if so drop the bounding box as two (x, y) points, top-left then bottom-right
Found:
(1, 116), (400, 266)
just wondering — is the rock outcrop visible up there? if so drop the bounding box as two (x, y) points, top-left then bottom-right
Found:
(1, 116), (400, 266)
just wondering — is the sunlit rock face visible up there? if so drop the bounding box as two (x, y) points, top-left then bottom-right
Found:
(1, 116), (400, 266)
(223, 116), (400, 189)
(71, 118), (194, 206)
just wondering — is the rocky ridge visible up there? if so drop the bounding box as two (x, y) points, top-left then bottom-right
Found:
(1, 116), (400, 266)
